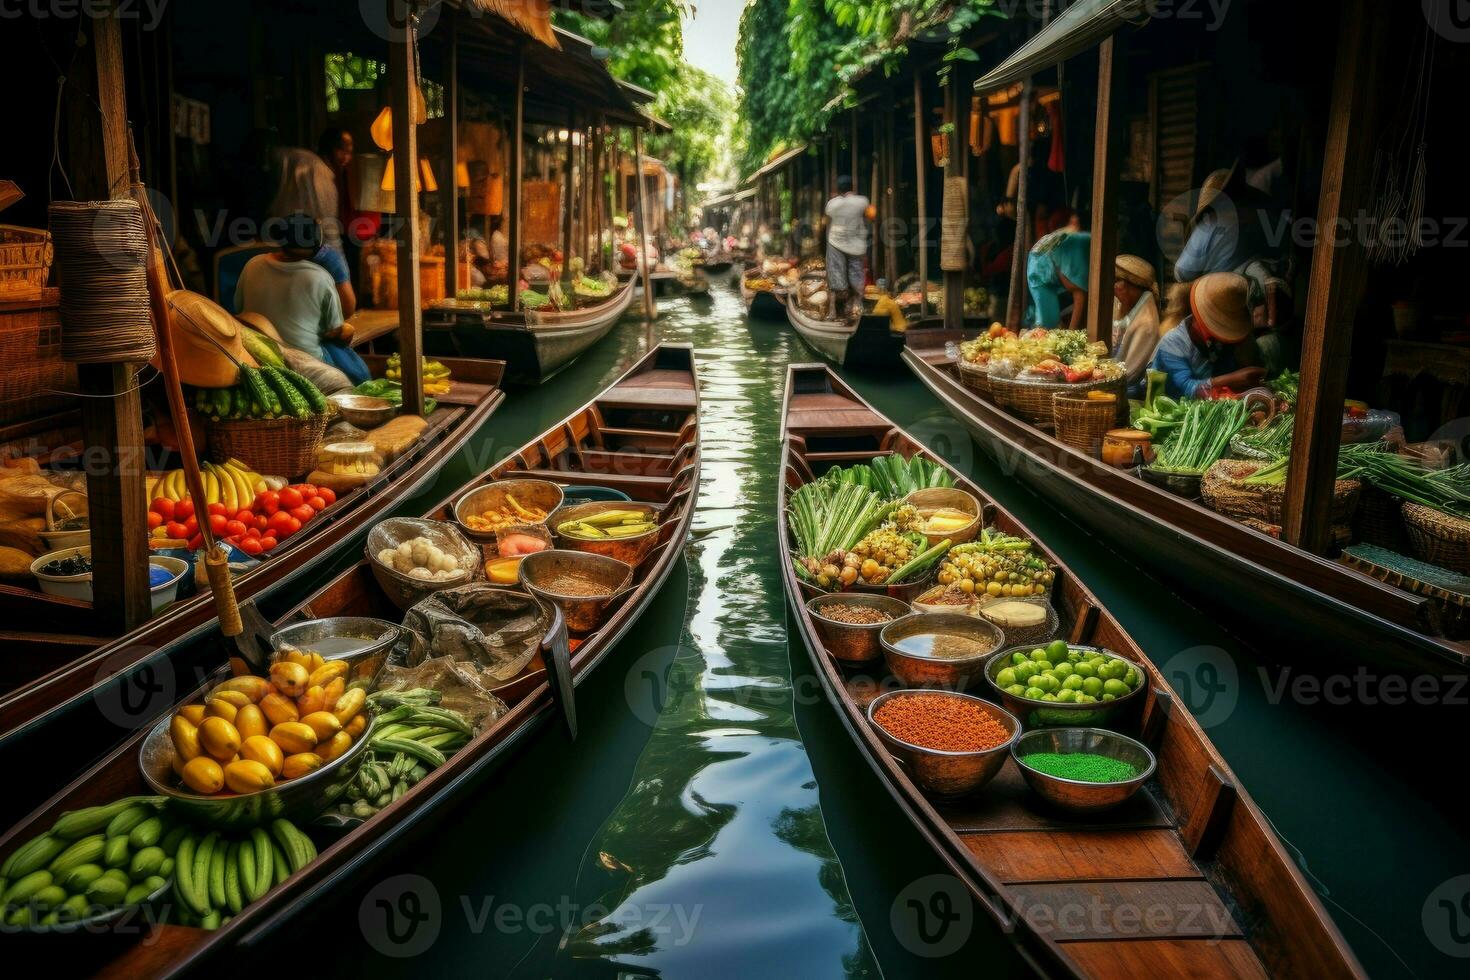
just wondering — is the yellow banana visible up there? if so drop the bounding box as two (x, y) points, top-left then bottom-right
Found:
(219, 465), (239, 510)
(230, 465), (257, 506)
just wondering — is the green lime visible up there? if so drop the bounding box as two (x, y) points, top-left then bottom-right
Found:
(1124, 667), (1140, 689)
(1012, 651), (1029, 666)
(1046, 639), (1070, 660)
(1073, 661), (1095, 678)
(1103, 678), (1130, 698)
(1005, 684), (1026, 696)
(1051, 662), (1073, 679)
(1014, 662), (1037, 682)
(1029, 647), (1050, 663)
(1100, 658), (1128, 681)
(1055, 689), (1078, 703)
(1076, 693), (1097, 704)
(1033, 673), (1060, 693)
(1081, 676), (1103, 697)
(1062, 674), (1084, 691)
(996, 667), (1018, 688)
(1067, 650), (1083, 664)
(1024, 686), (1046, 701)
(1040, 693), (1058, 702)
(1101, 693), (1116, 702)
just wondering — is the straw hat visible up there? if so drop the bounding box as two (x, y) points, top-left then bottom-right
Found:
(237, 311), (283, 344)
(1190, 272), (1253, 343)
(1192, 163), (1238, 221)
(163, 290), (257, 388)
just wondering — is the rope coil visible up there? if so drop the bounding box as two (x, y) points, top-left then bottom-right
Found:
(49, 199), (157, 364)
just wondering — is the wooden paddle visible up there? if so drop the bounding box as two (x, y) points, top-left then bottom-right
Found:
(542, 611), (577, 738)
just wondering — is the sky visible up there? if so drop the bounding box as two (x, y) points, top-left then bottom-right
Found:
(681, 0), (746, 88)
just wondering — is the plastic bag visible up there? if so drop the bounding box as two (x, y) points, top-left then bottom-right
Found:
(282, 346), (353, 395)
(374, 656), (508, 729)
(402, 584), (550, 682)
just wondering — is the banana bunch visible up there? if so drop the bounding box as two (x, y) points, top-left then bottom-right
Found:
(557, 509), (658, 540)
(170, 818), (315, 930)
(385, 354), (453, 395)
(152, 459), (285, 508)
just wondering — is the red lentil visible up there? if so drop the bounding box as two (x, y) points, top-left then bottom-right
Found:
(821, 603), (894, 625)
(872, 693), (1011, 752)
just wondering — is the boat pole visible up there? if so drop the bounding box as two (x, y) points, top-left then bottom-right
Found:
(388, 1), (424, 415)
(563, 108), (576, 273)
(913, 71), (929, 319)
(1085, 35), (1124, 347)
(634, 126), (657, 321)
(1004, 80), (1033, 329)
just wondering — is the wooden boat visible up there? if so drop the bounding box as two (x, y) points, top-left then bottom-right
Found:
(785, 300), (903, 369)
(0, 345), (700, 973)
(902, 331), (1470, 675)
(702, 257), (734, 275)
(740, 273), (788, 321)
(0, 356), (507, 742)
(423, 278), (635, 383)
(779, 364), (1363, 979)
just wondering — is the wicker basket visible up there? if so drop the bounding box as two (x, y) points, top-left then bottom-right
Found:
(205, 414), (328, 478)
(990, 374), (1126, 428)
(366, 517), (484, 611)
(1241, 517), (1352, 548)
(1353, 483), (1407, 551)
(1053, 392), (1118, 458)
(1, 288), (75, 424)
(1202, 460), (1360, 526)
(0, 226), (52, 299)
(955, 358), (992, 400)
(1403, 503), (1470, 574)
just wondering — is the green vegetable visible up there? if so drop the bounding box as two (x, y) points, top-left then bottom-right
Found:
(281, 368), (329, 414)
(239, 367), (279, 418)
(1150, 399), (1248, 475)
(262, 366), (309, 419)
(241, 329), (285, 368)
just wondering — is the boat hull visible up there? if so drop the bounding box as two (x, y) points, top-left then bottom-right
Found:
(786, 303), (905, 369)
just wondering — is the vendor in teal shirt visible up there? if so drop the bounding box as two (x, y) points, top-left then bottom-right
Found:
(1149, 272), (1264, 399)
(1026, 226), (1090, 329)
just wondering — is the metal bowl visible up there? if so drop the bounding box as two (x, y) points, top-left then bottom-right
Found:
(806, 594), (910, 666)
(904, 487), (982, 546)
(984, 644), (1146, 729)
(549, 500), (662, 567)
(140, 696), (377, 831)
(268, 616), (405, 687)
(1141, 466), (1202, 500)
(328, 392), (397, 429)
(879, 612), (1006, 690)
(453, 479), (565, 543)
(1011, 727), (1156, 813)
(518, 549), (633, 633)
(366, 518), (482, 610)
(867, 689), (1020, 798)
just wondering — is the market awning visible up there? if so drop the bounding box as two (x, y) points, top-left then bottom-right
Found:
(974, 0), (1150, 94)
(743, 144), (807, 186)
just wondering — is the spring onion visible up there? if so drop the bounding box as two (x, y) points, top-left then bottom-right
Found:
(1151, 399), (1249, 475)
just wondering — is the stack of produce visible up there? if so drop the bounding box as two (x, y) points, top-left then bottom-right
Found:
(455, 284), (510, 307)
(193, 364), (328, 422)
(336, 689), (473, 821)
(993, 641), (1142, 706)
(969, 328), (1125, 384)
(151, 458), (281, 506)
(558, 510), (658, 540)
(821, 455), (954, 498)
(148, 482), (335, 555)
(1130, 395), (1188, 440)
(385, 354), (452, 396)
(352, 377), (437, 415)
(1149, 398), (1249, 476)
(168, 819), (315, 928)
(934, 530), (1056, 599)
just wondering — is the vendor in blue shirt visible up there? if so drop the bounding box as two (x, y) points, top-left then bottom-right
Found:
(1149, 272), (1264, 399)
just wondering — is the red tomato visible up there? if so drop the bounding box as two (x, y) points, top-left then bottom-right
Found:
(306, 496), (327, 512)
(242, 525), (261, 540)
(175, 499), (194, 520)
(208, 514), (228, 535)
(288, 504), (315, 524)
(268, 511), (295, 533)
(186, 534), (203, 551)
(316, 487), (336, 505)
(165, 521), (189, 540)
(255, 515), (270, 532)
(259, 536), (277, 551)
(183, 516), (199, 538)
(206, 502), (227, 517)
(279, 487), (304, 509)
(297, 484), (318, 497)
(238, 538), (264, 556)
(151, 498), (175, 520)
(234, 509), (255, 524)
(147, 511), (163, 530)
(256, 491), (280, 515)
(225, 519), (248, 538)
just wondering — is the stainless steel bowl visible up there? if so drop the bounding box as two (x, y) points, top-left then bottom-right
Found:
(268, 616), (405, 688)
(549, 500), (662, 568)
(806, 594), (910, 666)
(983, 644), (1146, 729)
(1011, 727), (1156, 813)
(453, 479), (565, 543)
(328, 392), (397, 428)
(140, 700), (377, 831)
(879, 612), (1005, 690)
(867, 689), (1020, 798)
(519, 549), (633, 633)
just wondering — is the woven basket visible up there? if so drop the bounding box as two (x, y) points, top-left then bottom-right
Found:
(1202, 460), (1360, 526)
(1353, 483), (1407, 551)
(0, 226), (52, 299)
(205, 414), (328, 479)
(1241, 517), (1352, 548)
(1403, 503), (1470, 574)
(940, 176), (968, 272)
(990, 374), (1126, 428)
(1, 288), (75, 423)
(955, 358), (992, 400)
(1053, 392), (1118, 458)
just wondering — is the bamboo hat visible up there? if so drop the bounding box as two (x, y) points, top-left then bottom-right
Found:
(163, 290), (257, 388)
(1192, 163), (1238, 221)
(1189, 272), (1253, 344)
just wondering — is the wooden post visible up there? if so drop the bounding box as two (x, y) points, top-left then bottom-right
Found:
(633, 127), (656, 320)
(1282, 0), (1381, 553)
(850, 110), (859, 187)
(441, 15), (459, 300)
(508, 46), (525, 310)
(592, 118), (605, 270)
(913, 72), (929, 319)
(68, 3), (150, 632)
(1005, 80), (1034, 329)
(1085, 35), (1124, 346)
(943, 72), (965, 331)
(388, 3), (423, 416)
(562, 110), (576, 269)
(883, 103), (899, 290)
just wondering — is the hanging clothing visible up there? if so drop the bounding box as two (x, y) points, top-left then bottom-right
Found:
(1045, 98), (1066, 173)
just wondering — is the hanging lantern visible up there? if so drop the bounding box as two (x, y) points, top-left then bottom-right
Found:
(368, 84), (429, 152)
(379, 156), (437, 194)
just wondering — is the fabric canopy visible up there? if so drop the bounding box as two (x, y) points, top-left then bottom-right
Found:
(974, 0), (1149, 94)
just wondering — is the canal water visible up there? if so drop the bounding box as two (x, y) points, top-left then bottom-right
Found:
(275, 283), (1463, 978)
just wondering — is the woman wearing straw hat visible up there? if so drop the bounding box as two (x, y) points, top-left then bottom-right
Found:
(1111, 255), (1162, 397)
(1149, 272), (1265, 400)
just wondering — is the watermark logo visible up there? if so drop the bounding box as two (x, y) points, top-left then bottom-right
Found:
(1424, 875), (1470, 958)
(1161, 645), (1238, 728)
(891, 874), (973, 958)
(359, 873), (442, 958)
(360, 0), (442, 43)
(93, 645), (178, 730)
(622, 645), (681, 728)
(1424, 0), (1470, 43)
(908, 411), (975, 478)
(0, 0), (169, 31)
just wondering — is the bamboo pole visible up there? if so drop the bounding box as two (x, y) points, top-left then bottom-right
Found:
(943, 71), (965, 331)
(634, 127), (656, 320)
(914, 71), (929, 319)
(1085, 36), (1124, 345)
(388, 5), (423, 415)
(509, 45), (525, 311)
(442, 15), (459, 300)
(1004, 80), (1034, 329)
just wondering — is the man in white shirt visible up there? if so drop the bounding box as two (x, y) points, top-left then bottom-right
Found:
(824, 176), (870, 319)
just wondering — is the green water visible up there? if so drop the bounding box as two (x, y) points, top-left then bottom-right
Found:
(271, 285), (1464, 978)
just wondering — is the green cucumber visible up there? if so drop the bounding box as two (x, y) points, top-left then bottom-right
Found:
(262, 366), (310, 419)
(47, 834), (106, 876)
(105, 804), (152, 839)
(102, 835), (129, 869)
(240, 367), (278, 418)
(280, 368), (329, 415)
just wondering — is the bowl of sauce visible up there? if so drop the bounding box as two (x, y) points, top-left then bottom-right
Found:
(879, 612), (1006, 690)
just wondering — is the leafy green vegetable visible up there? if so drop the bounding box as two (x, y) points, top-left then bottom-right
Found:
(1150, 399), (1249, 475)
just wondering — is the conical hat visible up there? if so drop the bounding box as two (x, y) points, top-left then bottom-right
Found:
(162, 290), (257, 388)
(1190, 273), (1253, 344)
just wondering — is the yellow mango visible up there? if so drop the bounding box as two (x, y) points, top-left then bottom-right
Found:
(307, 652), (326, 672)
(239, 734), (284, 776)
(269, 722), (317, 755)
(177, 704), (207, 726)
(235, 703), (268, 740)
(282, 753), (324, 779)
(322, 677), (345, 711)
(199, 716), (242, 761)
(317, 730), (353, 762)
(269, 661), (310, 698)
(211, 676), (270, 703)
(332, 688), (366, 726)
(205, 698), (238, 724)
(307, 660), (348, 689)
(223, 759), (275, 794)
(169, 714), (202, 761)
(296, 685), (326, 716)
(283, 650), (311, 667)
(182, 756), (225, 794)
(210, 690), (252, 708)
(260, 693), (299, 726)
(300, 711), (342, 742)
(343, 714), (367, 739)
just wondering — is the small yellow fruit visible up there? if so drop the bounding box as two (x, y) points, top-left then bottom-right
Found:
(211, 676), (269, 703)
(300, 711), (342, 742)
(332, 688), (366, 726)
(269, 661), (310, 698)
(199, 716), (242, 761)
(181, 756), (225, 794)
(269, 722), (317, 755)
(239, 734), (285, 776)
(260, 692), (300, 726)
(281, 753), (324, 779)
(285, 650), (312, 667)
(178, 704), (207, 726)
(296, 685), (326, 716)
(322, 677), (345, 711)
(307, 660), (348, 689)
(205, 698), (238, 724)
(307, 652), (326, 672)
(235, 703), (268, 740)
(170, 714), (201, 761)
(223, 759), (275, 794)
(317, 730), (353, 762)
(344, 715), (367, 739)
(210, 690), (252, 708)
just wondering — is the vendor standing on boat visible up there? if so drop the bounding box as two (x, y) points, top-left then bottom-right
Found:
(824, 175), (870, 319)
(1150, 272), (1264, 399)
(1112, 254), (1162, 397)
(1025, 220), (1089, 329)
